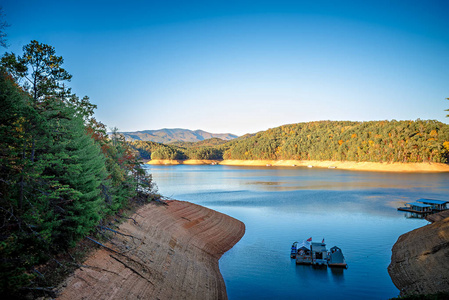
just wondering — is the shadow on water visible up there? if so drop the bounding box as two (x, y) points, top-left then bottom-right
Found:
(293, 263), (345, 283)
(330, 267), (345, 284)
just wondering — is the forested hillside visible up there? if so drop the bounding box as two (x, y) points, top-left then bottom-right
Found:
(223, 120), (449, 163)
(0, 41), (157, 296)
(132, 120), (449, 164)
(130, 139), (223, 160)
(170, 137), (229, 148)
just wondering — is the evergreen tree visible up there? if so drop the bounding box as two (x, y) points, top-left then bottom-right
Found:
(0, 69), (44, 291)
(0, 7), (9, 48)
(1, 40), (71, 101)
(1, 40), (157, 296)
(39, 100), (107, 247)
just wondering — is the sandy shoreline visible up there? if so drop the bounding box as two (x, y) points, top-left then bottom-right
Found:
(146, 159), (449, 172)
(57, 200), (245, 300)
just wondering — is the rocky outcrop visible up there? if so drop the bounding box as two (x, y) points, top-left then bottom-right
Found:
(57, 200), (245, 300)
(388, 216), (449, 296)
(426, 210), (449, 223)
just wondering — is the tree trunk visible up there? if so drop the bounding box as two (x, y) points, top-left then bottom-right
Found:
(19, 139), (27, 210)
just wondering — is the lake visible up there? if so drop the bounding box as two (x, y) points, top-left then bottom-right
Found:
(143, 164), (449, 299)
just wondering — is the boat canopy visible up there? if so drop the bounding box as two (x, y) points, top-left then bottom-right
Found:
(297, 240), (311, 251)
(417, 199), (448, 205)
(406, 202), (431, 208)
(311, 242), (327, 252)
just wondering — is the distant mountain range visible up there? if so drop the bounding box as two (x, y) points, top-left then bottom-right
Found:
(117, 128), (238, 143)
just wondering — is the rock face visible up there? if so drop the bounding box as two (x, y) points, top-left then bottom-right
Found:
(57, 200), (245, 300)
(426, 210), (449, 223)
(388, 216), (449, 296)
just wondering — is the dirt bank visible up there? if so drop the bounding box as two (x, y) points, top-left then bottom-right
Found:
(57, 200), (245, 300)
(388, 216), (449, 296)
(146, 159), (449, 172)
(426, 210), (449, 223)
(147, 159), (221, 165)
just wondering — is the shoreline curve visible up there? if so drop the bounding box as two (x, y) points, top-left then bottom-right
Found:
(57, 200), (245, 300)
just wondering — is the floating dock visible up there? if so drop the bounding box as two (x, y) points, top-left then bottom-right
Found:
(398, 198), (448, 214)
(291, 238), (347, 268)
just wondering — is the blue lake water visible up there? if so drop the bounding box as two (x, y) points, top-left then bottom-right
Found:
(143, 165), (449, 299)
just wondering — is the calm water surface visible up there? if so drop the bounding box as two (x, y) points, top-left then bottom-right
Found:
(144, 165), (449, 300)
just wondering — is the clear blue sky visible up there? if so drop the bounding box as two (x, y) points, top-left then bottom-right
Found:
(2, 0), (448, 135)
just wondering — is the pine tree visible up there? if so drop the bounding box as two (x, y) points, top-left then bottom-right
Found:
(0, 69), (56, 292)
(38, 101), (107, 247)
(0, 41), (107, 293)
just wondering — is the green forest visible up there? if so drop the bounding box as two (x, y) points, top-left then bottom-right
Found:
(129, 139), (224, 160)
(0, 41), (158, 297)
(223, 120), (449, 163)
(131, 120), (449, 163)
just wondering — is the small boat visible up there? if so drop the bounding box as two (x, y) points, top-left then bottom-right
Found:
(307, 165), (313, 168)
(290, 242), (298, 258)
(328, 246), (348, 268)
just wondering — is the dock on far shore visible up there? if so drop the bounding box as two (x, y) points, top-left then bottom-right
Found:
(398, 198), (448, 214)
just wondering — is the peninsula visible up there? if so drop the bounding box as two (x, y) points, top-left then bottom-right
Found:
(57, 200), (245, 300)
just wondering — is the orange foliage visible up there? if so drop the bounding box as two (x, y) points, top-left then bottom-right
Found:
(443, 141), (449, 151)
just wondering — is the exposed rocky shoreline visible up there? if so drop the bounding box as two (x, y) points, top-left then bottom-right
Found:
(388, 210), (449, 296)
(57, 200), (245, 300)
(146, 159), (449, 173)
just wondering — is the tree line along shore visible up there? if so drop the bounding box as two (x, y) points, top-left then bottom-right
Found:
(130, 119), (449, 170)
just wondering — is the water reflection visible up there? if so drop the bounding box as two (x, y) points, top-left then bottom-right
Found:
(249, 181), (284, 186)
(330, 267), (345, 284)
(294, 264), (331, 283)
(403, 212), (430, 219)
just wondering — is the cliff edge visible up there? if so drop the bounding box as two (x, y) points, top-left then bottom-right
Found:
(388, 214), (449, 296)
(57, 200), (245, 300)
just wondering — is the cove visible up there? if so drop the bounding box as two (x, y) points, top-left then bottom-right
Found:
(144, 165), (449, 299)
